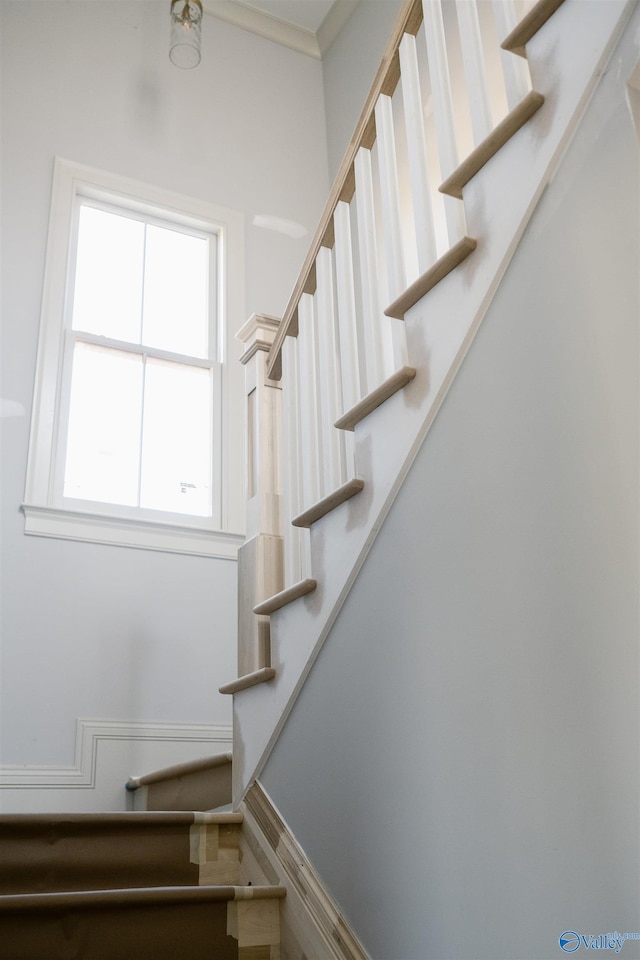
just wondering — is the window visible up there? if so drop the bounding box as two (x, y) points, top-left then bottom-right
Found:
(23, 159), (245, 557)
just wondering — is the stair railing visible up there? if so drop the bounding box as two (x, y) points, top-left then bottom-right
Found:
(225, 0), (550, 689)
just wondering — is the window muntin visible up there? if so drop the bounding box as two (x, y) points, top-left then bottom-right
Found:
(60, 197), (219, 520)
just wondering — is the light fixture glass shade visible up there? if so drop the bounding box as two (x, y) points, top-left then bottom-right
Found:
(169, 0), (203, 69)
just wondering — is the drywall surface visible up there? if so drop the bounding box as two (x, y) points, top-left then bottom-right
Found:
(261, 16), (639, 960)
(0, 1), (328, 810)
(322, 0), (403, 179)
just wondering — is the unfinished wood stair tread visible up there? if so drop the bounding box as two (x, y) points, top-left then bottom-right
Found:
(0, 884), (286, 913)
(219, 667), (277, 695)
(335, 365), (417, 430)
(252, 578), (317, 616)
(292, 477), (364, 528)
(501, 0), (566, 57)
(384, 240), (477, 321)
(126, 752), (232, 791)
(126, 752), (234, 812)
(439, 91), (545, 199)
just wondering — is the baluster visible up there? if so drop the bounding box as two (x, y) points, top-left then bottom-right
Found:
(333, 201), (362, 413)
(297, 293), (321, 512)
(375, 94), (406, 304)
(455, 0), (493, 144)
(315, 246), (346, 493)
(398, 32), (437, 274)
(281, 334), (306, 585)
(354, 146), (386, 392)
(374, 94), (410, 372)
(421, 0), (466, 245)
(492, 0), (531, 109)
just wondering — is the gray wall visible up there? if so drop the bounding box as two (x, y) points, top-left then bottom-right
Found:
(0, 1), (328, 808)
(262, 18), (639, 960)
(322, 0), (403, 179)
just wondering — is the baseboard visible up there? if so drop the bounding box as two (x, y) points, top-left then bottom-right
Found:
(0, 719), (232, 813)
(239, 781), (368, 960)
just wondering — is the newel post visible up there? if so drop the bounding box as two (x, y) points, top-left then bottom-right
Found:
(235, 314), (284, 678)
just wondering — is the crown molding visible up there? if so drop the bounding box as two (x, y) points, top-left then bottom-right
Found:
(203, 0), (359, 59)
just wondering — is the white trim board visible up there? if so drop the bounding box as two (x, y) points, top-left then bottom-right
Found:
(22, 504), (244, 560)
(0, 718), (232, 789)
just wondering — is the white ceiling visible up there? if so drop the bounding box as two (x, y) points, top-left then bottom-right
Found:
(202, 0), (359, 59)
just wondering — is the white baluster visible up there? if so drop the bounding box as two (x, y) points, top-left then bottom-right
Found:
(354, 146), (386, 392)
(421, 0), (466, 245)
(375, 94), (406, 304)
(398, 32), (437, 274)
(315, 246), (346, 493)
(492, 0), (531, 110)
(455, 0), (493, 144)
(282, 334), (314, 585)
(374, 94), (410, 372)
(297, 293), (321, 511)
(333, 201), (362, 413)
(281, 334), (303, 586)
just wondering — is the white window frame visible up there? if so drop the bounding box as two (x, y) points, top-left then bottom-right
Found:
(23, 158), (246, 558)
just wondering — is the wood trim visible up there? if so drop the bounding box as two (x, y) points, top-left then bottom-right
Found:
(266, 0), (423, 381)
(291, 478), (364, 529)
(242, 782), (368, 960)
(439, 91), (545, 198)
(385, 234), (478, 320)
(252, 579), (317, 616)
(335, 365), (417, 431)
(501, 0), (566, 57)
(219, 669), (276, 696)
(126, 753), (232, 790)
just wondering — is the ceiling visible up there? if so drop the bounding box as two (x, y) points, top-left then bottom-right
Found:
(202, 0), (359, 59)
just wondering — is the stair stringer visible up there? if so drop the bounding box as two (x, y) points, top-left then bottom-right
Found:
(232, 0), (638, 802)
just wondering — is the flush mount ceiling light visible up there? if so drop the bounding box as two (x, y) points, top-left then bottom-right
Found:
(169, 0), (203, 69)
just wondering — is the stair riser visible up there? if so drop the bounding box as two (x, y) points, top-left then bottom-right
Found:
(0, 821), (241, 894)
(0, 901), (237, 960)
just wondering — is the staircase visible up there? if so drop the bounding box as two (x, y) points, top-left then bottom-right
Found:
(0, 758), (285, 960)
(220, 0), (638, 802)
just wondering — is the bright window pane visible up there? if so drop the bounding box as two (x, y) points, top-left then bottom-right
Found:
(64, 342), (142, 505)
(142, 225), (209, 358)
(72, 206), (144, 341)
(140, 358), (212, 516)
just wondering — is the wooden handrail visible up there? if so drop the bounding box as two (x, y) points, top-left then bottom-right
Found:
(266, 0), (424, 381)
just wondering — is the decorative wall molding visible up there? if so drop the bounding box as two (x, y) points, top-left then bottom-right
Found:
(0, 719), (232, 789)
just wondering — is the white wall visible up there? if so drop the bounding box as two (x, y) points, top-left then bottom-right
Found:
(322, 0), (403, 179)
(0, 1), (329, 811)
(261, 13), (639, 959)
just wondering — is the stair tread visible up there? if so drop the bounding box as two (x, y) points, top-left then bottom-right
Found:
(292, 477), (364, 528)
(0, 811), (240, 828)
(0, 884), (286, 912)
(219, 667), (277, 695)
(127, 752), (232, 791)
(252, 578), (317, 616)
(439, 91), (545, 199)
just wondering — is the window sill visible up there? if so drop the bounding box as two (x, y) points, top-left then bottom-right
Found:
(21, 503), (244, 559)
